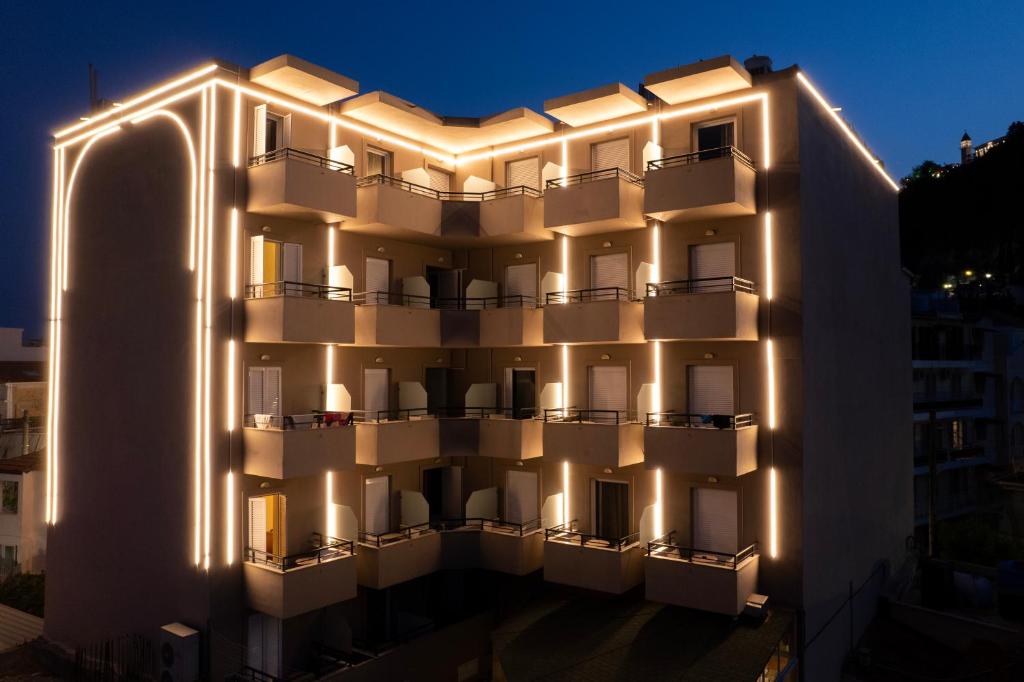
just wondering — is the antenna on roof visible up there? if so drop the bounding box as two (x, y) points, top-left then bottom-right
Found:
(88, 64), (114, 113)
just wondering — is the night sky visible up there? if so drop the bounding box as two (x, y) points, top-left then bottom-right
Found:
(2, 1), (1022, 337)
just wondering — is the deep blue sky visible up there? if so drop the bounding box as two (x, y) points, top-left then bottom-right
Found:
(2, 1), (1022, 336)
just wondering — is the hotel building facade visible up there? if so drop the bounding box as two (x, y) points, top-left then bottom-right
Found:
(43, 54), (910, 680)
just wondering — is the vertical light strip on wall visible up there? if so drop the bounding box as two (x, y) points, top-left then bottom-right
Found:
(229, 208), (239, 299)
(562, 460), (570, 527)
(561, 344), (570, 410)
(193, 87), (207, 567)
(231, 88), (241, 169)
(769, 467), (778, 559)
(326, 472), (336, 539)
(226, 471), (235, 565)
(45, 149), (59, 524)
(203, 85), (218, 570)
(654, 468), (664, 539)
(227, 84), (241, 566)
(560, 139), (568, 185)
(763, 212), (774, 301)
(766, 339), (778, 558)
(761, 94), (771, 170)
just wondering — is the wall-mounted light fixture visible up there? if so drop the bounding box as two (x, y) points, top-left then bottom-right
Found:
(514, 355), (522, 362)
(374, 356), (384, 364)
(376, 246), (385, 253)
(703, 352), (715, 360)
(602, 241), (612, 248)
(600, 354), (611, 360)
(704, 229), (716, 236)
(514, 253), (523, 259)
(259, 354), (271, 361)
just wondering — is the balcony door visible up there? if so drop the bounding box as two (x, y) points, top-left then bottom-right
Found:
(687, 365), (734, 417)
(426, 166), (452, 193)
(248, 493), (285, 558)
(506, 157), (540, 191)
(364, 476), (390, 536)
(250, 236), (302, 296)
(590, 252), (629, 300)
(692, 488), (738, 555)
(506, 470), (538, 525)
(589, 365), (627, 423)
(592, 479), (629, 541)
(366, 147), (392, 177)
(694, 119), (735, 155)
(247, 366), (281, 419)
(363, 368), (389, 420)
(689, 242), (735, 292)
(422, 465), (462, 522)
(505, 263), (537, 306)
(252, 104), (289, 157)
(591, 138), (630, 172)
(365, 257), (390, 301)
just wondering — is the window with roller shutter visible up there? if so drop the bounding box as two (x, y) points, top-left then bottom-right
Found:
(247, 366), (281, 417)
(590, 252), (629, 299)
(591, 138), (630, 172)
(364, 257), (390, 299)
(689, 242), (736, 292)
(426, 166), (451, 193)
(688, 365), (734, 416)
(506, 157), (540, 190)
(589, 365), (628, 422)
(504, 263), (537, 305)
(693, 488), (738, 555)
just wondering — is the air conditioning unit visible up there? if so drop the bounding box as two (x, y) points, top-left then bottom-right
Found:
(159, 623), (199, 682)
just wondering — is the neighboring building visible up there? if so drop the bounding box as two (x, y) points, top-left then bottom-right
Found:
(43, 54), (909, 680)
(958, 130), (1007, 164)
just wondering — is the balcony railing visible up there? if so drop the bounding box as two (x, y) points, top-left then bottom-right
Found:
(646, 276), (756, 297)
(245, 533), (355, 571)
(355, 290), (539, 310)
(357, 174), (542, 201)
(646, 146), (755, 172)
(546, 287), (634, 304)
(645, 412), (755, 429)
(248, 147), (355, 175)
(544, 520), (640, 552)
(647, 532), (758, 569)
(430, 406), (499, 419)
(246, 280), (353, 300)
(545, 167), (644, 189)
(543, 407), (638, 425)
(350, 408), (432, 424)
(353, 290), (432, 307)
(245, 412), (356, 430)
(488, 407), (539, 420)
(358, 521), (436, 548)
(435, 517), (542, 535)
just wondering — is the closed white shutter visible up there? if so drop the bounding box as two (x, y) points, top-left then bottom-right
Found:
(365, 476), (390, 535)
(426, 167), (451, 193)
(693, 488), (738, 554)
(249, 236), (264, 298)
(589, 366), (627, 419)
(252, 105), (267, 157)
(247, 367), (265, 415)
(365, 257), (390, 298)
(364, 368), (389, 418)
(590, 253), (629, 296)
(503, 367), (514, 410)
(282, 243), (302, 295)
(506, 157), (540, 190)
(688, 365), (734, 415)
(505, 263), (537, 304)
(506, 470), (538, 524)
(249, 497), (267, 552)
(591, 138), (630, 172)
(689, 242), (736, 285)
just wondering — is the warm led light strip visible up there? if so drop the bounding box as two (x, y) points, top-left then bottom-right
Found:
(202, 85), (218, 570)
(769, 467), (778, 558)
(45, 149), (60, 524)
(226, 471), (235, 564)
(766, 339), (777, 430)
(193, 89), (208, 566)
(763, 212), (774, 301)
(561, 344), (570, 409)
(54, 63), (218, 139)
(562, 461), (570, 526)
(654, 468), (664, 539)
(795, 72), (899, 192)
(326, 472), (336, 539)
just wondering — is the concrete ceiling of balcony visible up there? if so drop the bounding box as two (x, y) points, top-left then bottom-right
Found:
(251, 54), (359, 106)
(643, 55), (752, 105)
(543, 82), (649, 128)
(340, 91), (554, 154)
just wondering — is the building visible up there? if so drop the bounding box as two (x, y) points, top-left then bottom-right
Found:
(43, 54), (909, 680)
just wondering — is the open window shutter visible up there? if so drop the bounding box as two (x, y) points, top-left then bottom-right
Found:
(282, 114), (292, 149)
(505, 263), (537, 302)
(690, 242), (736, 281)
(426, 167), (451, 193)
(249, 497), (267, 552)
(365, 257), (390, 296)
(249, 236), (264, 294)
(688, 365), (734, 415)
(590, 253), (629, 293)
(591, 138), (630, 172)
(263, 367), (282, 416)
(252, 105), (267, 157)
(247, 367), (265, 415)
(589, 366), (627, 414)
(282, 243), (302, 293)
(503, 367), (514, 410)
(506, 157), (540, 190)
(693, 488), (738, 554)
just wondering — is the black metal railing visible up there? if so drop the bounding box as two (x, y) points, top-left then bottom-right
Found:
(646, 532), (758, 569)
(353, 290), (433, 307)
(245, 411), (356, 430)
(544, 520), (640, 551)
(543, 407), (638, 425)
(248, 147), (355, 174)
(436, 517), (542, 535)
(357, 174), (542, 201)
(349, 408), (432, 424)
(645, 412), (755, 429)
(646, 276), (756, 297)
(546, 286), (633, 304)
(0, 416), (44, 432)
(431, 406), (499, 419)
(245, 533), (354, 571)
(354, 290), (539, 310)
(545, 166), (644, 189)
(488, 407), (539, 420)
(646, 145), (755, 171)
(358, 521), (436, 548)
(246, 281), (353, 300)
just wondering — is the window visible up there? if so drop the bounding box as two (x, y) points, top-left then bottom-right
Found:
(247, 367), (282, 418)
(252, 104), (288, 157)
(249, 236), (302, 296)
(248, 494), (285, 557)
(1, 481), (18, 514)
(363, 368), (389, 418)
(694, 119), (736, 155)
(364, 257), (391, 297)
(506, 157), (540, 191)
(589, 366), (628, 423)
(952, 419), (964, 451)
(592, 479), (629, 540)
(693, 487), (738, 555)
(688, 365), (735, 416)
(426, 166), (452, 193)
(589, 252), (629, 298)
(366, 147), (392, 177)
(591, 138), (630, 172)
(1, 545), (16, 565)
(689, 242), (736, 290)
(504, 263), (537, 305)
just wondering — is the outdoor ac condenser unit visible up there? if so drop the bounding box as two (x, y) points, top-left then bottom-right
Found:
(159, 622), (199, 682)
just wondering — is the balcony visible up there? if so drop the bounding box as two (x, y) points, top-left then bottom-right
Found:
(439, 518), (544, 576)
(479, 296), (544, 347)
(353, 292), (441, 347)
(478, 186), (550, 244)
(243, 413), (356, 479)
(355, 409), (439, 465)
(247, 148), (357, 223)
(644, 278), (759, 341)
(543, 288), (644, 344)
(356, 523), (442, 589)
(434, 406), (494, 457)
(544, 168), (646, 236)
(479, 409), (543, 460)
(644, 147), (756, 222)
(645, 535), (759, 616)
(543, 522), (644, 594)
(349, 175), (443, 242)
(542, 409), (644, 468)
(244, 535), (357, 619)
(244, 282), (355, 344)
(643, 413), (758, 478)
